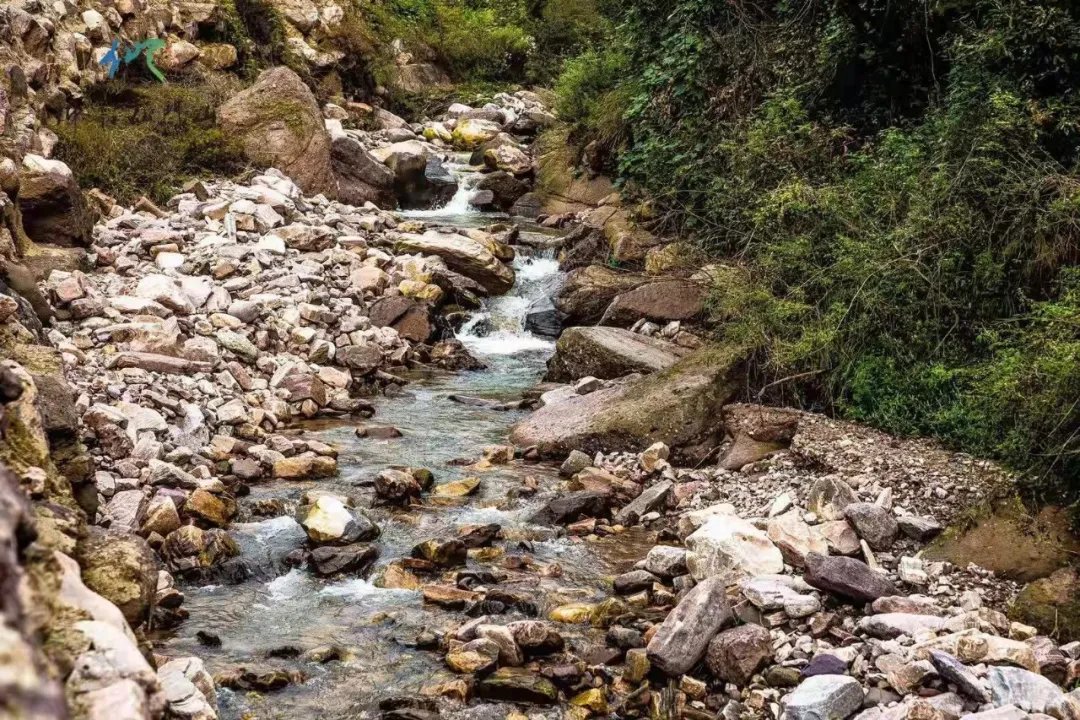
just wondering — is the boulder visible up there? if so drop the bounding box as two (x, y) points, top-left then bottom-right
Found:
(483, 145), (532, 175)
(370, 140), (432, 206)
(368, 296), (444, 343)
(330, 134), (396, 208)
(806, 477), (858, 521)
(476, 668), (557, 704)
(784, 675), (864, 720)
(857, 613), (946, 639)
(706, 624), (773, 685)
(524, 295), (562, 338)
(599, 280), (705, 327)
(613, 480), (673, 526)
(476, 171), (528, 211)
(544, 326), (690, 382)
(297, 495), (379, 545)
(395, 231), (514, 295)
(510, 348), (744, 464)
(844, 502), (899, 551)
(803, 552), (896, 603)
(987, 666), (1063, 714)
(555, 265), (646, 325)
(161, 526), (239, 575)
(507, 621), (565, 655)
(685, 514), (784, 582)
(927, 651), (990, 702)
(529, 489), (610, 525)
(644, 546), (688, 578)
(646, 576), (732, 676)
(18, 155), (92, 247)
(217, 67), (335, 196)
(310, 543), (379, 577)
(452, 119), (502, 149)
(767, 511), (829, 566)
(74, 528), (158, 627)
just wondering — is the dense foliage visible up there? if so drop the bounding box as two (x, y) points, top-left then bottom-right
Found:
(360, 0), (612, 85)
(52, 77), (247, 205)
(555, 0), (1080, 497)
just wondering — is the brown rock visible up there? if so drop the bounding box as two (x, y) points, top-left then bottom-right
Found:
(17, 155), (93, 247)
(706, 624), (773, 685)
(599, 279), (705, 327)
(217, 67), (335, 196)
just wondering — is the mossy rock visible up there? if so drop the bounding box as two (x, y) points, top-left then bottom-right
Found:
(923, 496), (1080, 583)
(510, 344), (746, 464)
(1012, 566), (1080, 641)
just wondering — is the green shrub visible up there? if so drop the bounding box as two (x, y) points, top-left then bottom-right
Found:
(51, 78), (247, 205)
(552, 0), (1080, 496)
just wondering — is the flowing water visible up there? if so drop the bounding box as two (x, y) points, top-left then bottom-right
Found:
(160, 184), (653, 719)
(400, 153), (485, 224)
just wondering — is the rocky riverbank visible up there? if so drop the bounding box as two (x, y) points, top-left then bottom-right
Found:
(1, 42), (1079, 720)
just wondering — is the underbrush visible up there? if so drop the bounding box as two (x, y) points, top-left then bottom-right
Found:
(551, 0), (1080, 497)
(51, 77), (247, 205)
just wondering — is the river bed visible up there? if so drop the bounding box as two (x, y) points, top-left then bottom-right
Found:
(158, 172), (654, 719)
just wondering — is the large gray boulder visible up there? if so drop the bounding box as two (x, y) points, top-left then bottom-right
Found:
(599, 279), (705, 327)
(330, 134), (395, 208)
(395, 231), (514, 295)
(218, 67), (335, 197)
(803, 552), (896, 603)
(646, 576), (732, 676)
(544, 326), (690, 382)
(510, 347), (744, 464)
(783, 675), (863, 720)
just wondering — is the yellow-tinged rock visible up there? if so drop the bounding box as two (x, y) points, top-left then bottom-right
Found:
(399, 279), (444, 303)
(482, 444), (515, 464)
(624, 648), (650, 683)
(451, 118), (501, 149)
(549, 603), (594, 624)
(469, 546), (503, 562)
(432, 477), (481, 497)
(421, 679), (472, 701)
(377, 562), (422, 590)
(571, 688), (608, 714)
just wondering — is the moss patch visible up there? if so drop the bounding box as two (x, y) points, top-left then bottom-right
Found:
(1011, 567), (1080, 641)
(923, 496), (1080, 583)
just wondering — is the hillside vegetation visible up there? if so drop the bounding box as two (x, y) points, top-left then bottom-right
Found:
(553, 0), (1080, 498)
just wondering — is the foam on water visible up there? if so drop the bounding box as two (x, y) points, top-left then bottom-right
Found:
(319, 578), (418, 602)
(266, 568), (308, 601)
(516, 256), (560, 282)
(238, 515), (302, 540)
(456, 253), (561, 356)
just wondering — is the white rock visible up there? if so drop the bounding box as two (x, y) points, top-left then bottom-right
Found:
(685, 515), (784, 582)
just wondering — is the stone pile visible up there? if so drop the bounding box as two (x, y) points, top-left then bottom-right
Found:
(429, 399), (1070, 720)
(36, 166), (525, 583)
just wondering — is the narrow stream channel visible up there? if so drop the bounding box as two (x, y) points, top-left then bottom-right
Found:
(160, 169), (654, 719)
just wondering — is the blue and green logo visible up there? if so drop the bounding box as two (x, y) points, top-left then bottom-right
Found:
(100, 39), (167, 82)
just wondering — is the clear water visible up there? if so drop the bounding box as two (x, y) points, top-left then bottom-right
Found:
(158, 206), (650, 718)
(399, 153), (483, 222)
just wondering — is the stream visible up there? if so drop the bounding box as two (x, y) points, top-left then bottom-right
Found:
(159, 164), (654, 719)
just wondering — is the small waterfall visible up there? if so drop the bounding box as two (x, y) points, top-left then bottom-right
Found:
(457, 250), (562, 356)
(400, 153), (482, 220)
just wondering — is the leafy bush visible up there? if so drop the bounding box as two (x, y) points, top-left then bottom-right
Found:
(553, 0), (1080, 496)
(51, 78), (247, 205)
